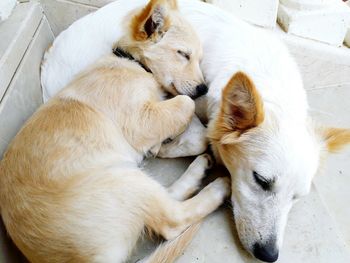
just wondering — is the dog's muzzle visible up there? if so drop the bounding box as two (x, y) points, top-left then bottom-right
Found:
(253, 238), (279, 262)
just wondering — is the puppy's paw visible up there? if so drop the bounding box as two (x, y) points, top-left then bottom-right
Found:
(175, 95), (195, 117)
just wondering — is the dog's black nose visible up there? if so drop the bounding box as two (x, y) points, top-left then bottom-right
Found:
(253, 241), (279, 262)
(192, 84), (208, 99)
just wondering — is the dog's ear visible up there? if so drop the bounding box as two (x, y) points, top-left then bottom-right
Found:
(213, 72), (264, 144)
(131, 0), (177, 41)
(318, 127), (350, 153)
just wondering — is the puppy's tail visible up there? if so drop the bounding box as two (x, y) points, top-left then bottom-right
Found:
(140, 222), (201, 263)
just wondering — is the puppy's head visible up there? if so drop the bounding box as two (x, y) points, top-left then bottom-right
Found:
(208, 72), (350, 262)
(118, 0), (207, 99)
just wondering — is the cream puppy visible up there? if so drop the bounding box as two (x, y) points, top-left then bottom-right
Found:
(0, 1), (230, 262)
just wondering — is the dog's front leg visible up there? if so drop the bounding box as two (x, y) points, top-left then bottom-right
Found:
(157, 114), (207, 158)
(167, 153), (213, 200)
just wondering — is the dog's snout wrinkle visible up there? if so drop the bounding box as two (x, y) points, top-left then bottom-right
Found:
(253, 240), (279, 263)
(191, 84), (208, 99)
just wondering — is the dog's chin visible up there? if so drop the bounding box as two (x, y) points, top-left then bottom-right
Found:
(231, 212), (260, 261)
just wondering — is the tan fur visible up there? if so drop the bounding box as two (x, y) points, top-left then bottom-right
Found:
(143, 222), (200, 263)
(131, 0), (175, 41)
(209, 72), (264, 143)
(208, 72), (264, 151)
(320, 127), (350, 153)
(0, 1), (230, 262)
(222, 72), (264, 132)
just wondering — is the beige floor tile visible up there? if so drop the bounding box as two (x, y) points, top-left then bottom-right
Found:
(308, 84), (350, 248)
(40, 0), (97, 36)
(307, 84), (350, 128)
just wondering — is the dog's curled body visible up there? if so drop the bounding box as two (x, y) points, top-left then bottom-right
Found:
(0, 55), (230, 262)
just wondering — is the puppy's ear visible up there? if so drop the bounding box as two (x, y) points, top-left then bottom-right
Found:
(131, 0), (177, 41)
(211, 72), (264, 144)
(319, 127), (350, 153)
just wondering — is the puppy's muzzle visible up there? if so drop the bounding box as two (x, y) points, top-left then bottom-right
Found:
(191, 84), (208, 99)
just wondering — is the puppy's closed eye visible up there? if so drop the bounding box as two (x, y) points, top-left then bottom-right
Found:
(177, 50), (190, 61)
(162, 138), (173, 144)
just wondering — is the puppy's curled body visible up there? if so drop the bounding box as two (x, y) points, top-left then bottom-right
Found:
(0, 55), (230, 262)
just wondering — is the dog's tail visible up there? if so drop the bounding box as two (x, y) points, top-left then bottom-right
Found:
(140, 222), (201, 263)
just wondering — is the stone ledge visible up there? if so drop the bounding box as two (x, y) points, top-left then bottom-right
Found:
(206, 0), (279, 28)
(278, 0), (350, 47)
(0, 2), (43, 102)
(271, 24), (350, 90)
(273, 23), (350, 66)
(0, 17), (54, 155)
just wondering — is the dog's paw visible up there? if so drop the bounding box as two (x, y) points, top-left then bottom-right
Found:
(208, 177), (231, 200)
(186, 154), (213, 181)
(200, 153), (214, 170)
(145, 143), (162, 158)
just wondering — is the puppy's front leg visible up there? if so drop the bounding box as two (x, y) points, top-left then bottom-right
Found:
(141, 95), (195, 150)
(158, 114), (208, 158)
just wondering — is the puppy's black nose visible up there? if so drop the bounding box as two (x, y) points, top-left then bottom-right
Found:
(253, 241), (279, 262)
(192, 84), (208, 99)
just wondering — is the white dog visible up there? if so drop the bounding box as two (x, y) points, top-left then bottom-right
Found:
(41, 0), (350, 262)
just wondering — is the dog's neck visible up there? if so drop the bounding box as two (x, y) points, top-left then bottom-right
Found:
(113, 47), (152, 73)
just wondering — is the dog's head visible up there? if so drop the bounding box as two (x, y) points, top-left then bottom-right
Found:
(118, 0), (207, 99)
(208, 72), (350, 262)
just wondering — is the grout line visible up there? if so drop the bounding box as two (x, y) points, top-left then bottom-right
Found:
(307, 82), (350, 91)
(50, 0), (101, 9)
(308, 108), (339, 121)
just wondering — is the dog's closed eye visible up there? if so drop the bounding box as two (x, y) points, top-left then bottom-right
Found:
(253, 171), (273, 191)
(177, 50), (190, 61)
